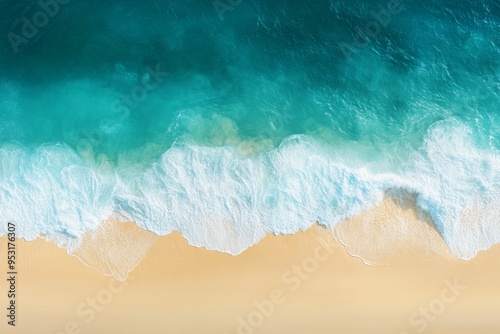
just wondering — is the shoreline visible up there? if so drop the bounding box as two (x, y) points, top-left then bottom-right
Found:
(1, 226), (500, 333)
(5, 194), (498, 280)
(67, 195), (476, 279)
(1, 198), (500, 333)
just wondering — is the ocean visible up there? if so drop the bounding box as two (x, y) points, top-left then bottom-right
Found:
(0, 0), (499, 259)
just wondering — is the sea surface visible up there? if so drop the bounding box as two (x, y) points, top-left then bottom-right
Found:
(0, 0), (499, 258)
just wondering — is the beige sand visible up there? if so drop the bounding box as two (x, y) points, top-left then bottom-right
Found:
(1, 198), (500, 334)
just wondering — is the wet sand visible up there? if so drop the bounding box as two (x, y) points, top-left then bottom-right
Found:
(1, 198), (499, 334)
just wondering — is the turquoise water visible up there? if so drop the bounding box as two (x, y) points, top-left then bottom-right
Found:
(0, 0), (499, 258)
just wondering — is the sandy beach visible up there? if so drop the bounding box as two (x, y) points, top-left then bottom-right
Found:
(1, 198), (500, 334)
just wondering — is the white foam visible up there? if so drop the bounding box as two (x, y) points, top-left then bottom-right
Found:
(0, 120), (499, 260)
(406, 119), (500, 259)
(0, 145), (118, 251)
